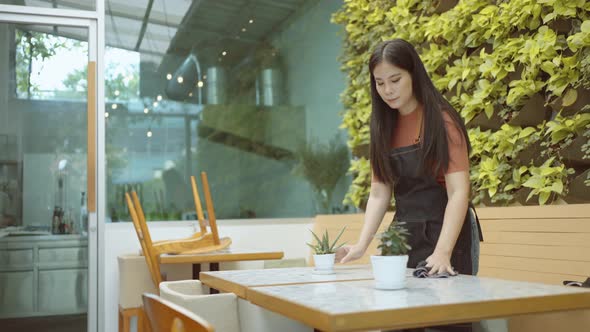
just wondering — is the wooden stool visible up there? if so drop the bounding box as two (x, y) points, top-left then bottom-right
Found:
(118, 254), (157, 332)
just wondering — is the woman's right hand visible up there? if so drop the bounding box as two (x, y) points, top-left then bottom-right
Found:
(336, 244), (367, 263)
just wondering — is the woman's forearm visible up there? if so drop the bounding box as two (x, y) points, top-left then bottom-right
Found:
(357, 185), (392, 250)
(435, 189), (469, 255)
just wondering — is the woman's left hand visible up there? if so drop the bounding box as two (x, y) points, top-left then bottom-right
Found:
(425, 251), (457, 276)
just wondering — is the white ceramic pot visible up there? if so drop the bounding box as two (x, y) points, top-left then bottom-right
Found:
(313, 253), (336, 273)
(371, 255), (409, 290)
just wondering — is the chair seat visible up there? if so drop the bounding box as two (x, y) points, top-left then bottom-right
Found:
(160, 280), (241, 332)
(160, 280), (312, 332)
(143, 293), (214, 332)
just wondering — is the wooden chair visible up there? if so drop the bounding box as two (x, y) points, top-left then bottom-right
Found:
(124, 172), (231, 286)
(121, 172), (230, 332)
(143, 293), (214, 332)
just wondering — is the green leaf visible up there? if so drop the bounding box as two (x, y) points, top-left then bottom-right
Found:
(488, 186), (497, 197)
(551, 181), (564, 194)
(539, 191), (550, 205)
(523, 177), (544, 189)
(562, 89), (578, 107)
(309, 229), (323, 247)
(541, 167), (557, 176)
(519, 127), (536, 138)
(526, 189), (536, 202)
(329, 226), (347, 251)
(542, 12), (557, 23)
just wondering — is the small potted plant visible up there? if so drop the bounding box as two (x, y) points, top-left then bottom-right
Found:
(371, 221), (411, 290)
(307, 227), (346, 274)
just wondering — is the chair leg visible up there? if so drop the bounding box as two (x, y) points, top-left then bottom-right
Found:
(138, 307), (148, 332)
(119, 307), (124, 332)
(119, 307), (141, 332)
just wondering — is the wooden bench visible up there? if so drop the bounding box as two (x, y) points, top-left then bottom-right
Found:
(312, 203), (590, 331)
(477, 204), (590, 331)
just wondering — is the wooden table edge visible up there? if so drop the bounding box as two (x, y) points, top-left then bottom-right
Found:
(199, 272), (247, 298)
(199, 274), (373, 299)
(159, 251), (284, 264)
(246, 286), (590, 331)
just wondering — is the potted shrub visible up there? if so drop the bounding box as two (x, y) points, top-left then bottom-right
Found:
(293, 134), (350, 214)
(371, 222), (411, 290)
(307, 227), (346, 274)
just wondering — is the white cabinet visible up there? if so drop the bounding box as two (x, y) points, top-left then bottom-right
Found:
(0, 234), (87, 318)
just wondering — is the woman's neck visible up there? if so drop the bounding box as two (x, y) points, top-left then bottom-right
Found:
(398, 98), (420, 116)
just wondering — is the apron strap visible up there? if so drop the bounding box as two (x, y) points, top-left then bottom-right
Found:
(469, 202), (484, 242)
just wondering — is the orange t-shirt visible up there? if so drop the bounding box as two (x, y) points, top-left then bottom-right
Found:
(372, 106), (469, 186)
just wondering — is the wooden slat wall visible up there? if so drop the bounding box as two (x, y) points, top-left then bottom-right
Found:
(477, 203), (590, 284)
(475, 204), (590, 331)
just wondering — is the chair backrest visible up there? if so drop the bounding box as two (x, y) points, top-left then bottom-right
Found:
(143, 293), (215, 332)
(190, 175), (208, 234)
(160, 280), (240, 332)
(126, 192), (163, 288)
(199, 171), (221, 245)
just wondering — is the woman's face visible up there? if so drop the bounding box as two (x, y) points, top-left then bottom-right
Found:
(373, 61), (416, 114)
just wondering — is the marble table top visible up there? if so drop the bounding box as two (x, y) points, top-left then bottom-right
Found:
(200, 265), (373, 297)
(246, 275), (590, 331)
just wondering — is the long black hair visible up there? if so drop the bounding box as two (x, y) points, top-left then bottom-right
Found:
(369, 39), (471, 185)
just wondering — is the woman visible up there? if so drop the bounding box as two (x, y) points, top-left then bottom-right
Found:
(336, 38), (482, 277)
(335, 38), (481, 332)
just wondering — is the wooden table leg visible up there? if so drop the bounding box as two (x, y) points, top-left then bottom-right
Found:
(209, 262), (220, 294)
(192, 263), (201, 279)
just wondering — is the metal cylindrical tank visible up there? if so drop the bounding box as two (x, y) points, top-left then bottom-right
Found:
(205, 66), (226, 105)
(257, 67), (282, 106)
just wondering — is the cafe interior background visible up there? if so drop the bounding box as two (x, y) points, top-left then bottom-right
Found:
(0, 0), (589, 331)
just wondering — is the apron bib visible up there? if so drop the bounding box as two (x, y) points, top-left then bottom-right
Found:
(390, 143), (475, 275)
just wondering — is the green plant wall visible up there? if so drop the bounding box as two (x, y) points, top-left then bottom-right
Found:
(332, 0), (590, 207)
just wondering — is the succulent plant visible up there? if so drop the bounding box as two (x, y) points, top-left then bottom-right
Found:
(307, 227), (347, 255)
(377, 221), (411, 256)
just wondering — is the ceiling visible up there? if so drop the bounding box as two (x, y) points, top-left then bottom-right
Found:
(15, 0), (311, 66)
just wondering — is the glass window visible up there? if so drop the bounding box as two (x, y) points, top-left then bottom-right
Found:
(13, 28), (88, 100)
(0, 22), (90, 326)
(105, 0), (352, 221)
(0, 0), (95, 11)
